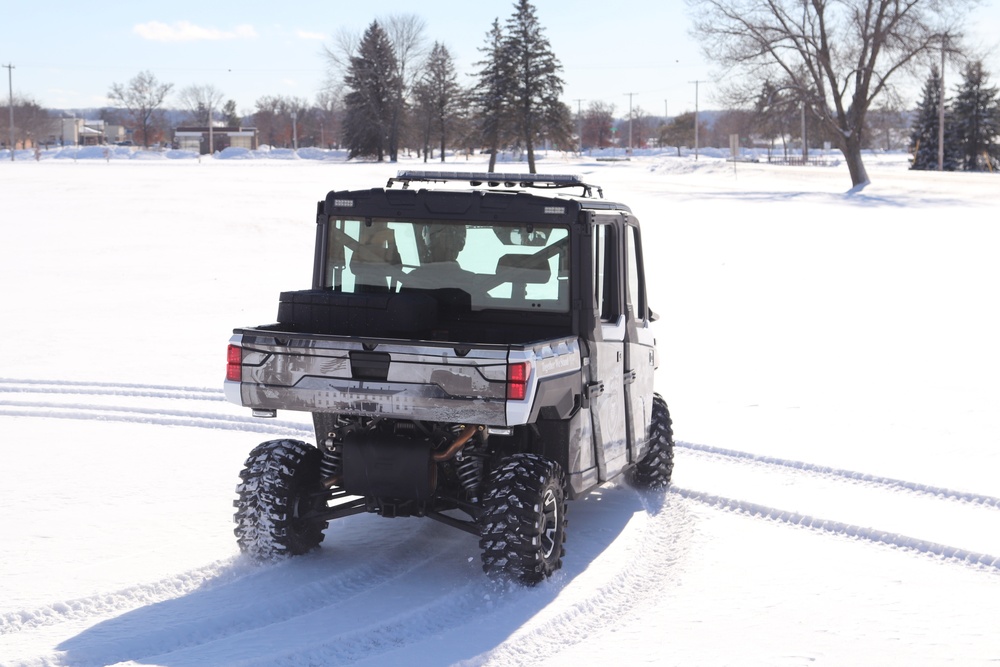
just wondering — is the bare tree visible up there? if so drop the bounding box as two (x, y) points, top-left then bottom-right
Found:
(628, 105), (653, 150)
(383, 14), (428, 92)
(1, 95), (52, 148)
(323, 27), (360, 71)
(707, 108), (756, 150)
(253, 94), (309, 148)
(314, 90), (343, 149)
(688, 0), (976, 188)
(383, 14), (428, 161)
(867, 95), (910, 150)
(107, 70), (173, 148)
(582, 101), (616, 149)
(177, 84), (225, 125)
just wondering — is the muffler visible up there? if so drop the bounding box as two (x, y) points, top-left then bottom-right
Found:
(341, 432), (436, 500)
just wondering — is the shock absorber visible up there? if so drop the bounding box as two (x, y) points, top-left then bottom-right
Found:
(455, 452), (484, 499)
(320, 437), (343, 482)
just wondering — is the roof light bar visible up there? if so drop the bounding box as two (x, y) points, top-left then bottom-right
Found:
(387, 170), (603, 198)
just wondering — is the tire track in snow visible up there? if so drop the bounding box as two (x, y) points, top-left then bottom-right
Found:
(0, 558), (250, 636)
(0, 399), (311, 437)
(672, 486), (1000, 572)
(459, 491), (693, 667)
(677, 440), (1000, 510)
(27, 525), (479, 667)
(0, 376), (312, 437)
(184, 493), (694, 667)
(1, 518), (461, 638)
(0, 377), (223, 401)
(9, 378), (990, 512)
(5, 378), (997, 664)
(1, 380), (505, 665)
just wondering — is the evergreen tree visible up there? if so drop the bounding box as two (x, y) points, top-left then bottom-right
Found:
(753, 80), (804, 160)
(221, 100), (241, 127)
(342, 21), (401, 161)
(909, 66), (960, 171)
(472, 18), (513, 172)
(504, 0), (568, 173)
(659, 113), (708, 157)
(412, 42), (461, 163)
(951, 60), (1000, 172)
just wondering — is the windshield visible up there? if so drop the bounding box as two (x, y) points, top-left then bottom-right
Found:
(323, 219), (570, 313)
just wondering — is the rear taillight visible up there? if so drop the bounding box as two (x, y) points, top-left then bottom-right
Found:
(507, 361), (529, 400)
(226, 344), (242, 382)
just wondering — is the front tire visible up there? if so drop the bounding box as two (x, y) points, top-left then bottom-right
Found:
(628, 394), (675, 489)
(234, 439), (328, 560)
(479, 453), (567, 585)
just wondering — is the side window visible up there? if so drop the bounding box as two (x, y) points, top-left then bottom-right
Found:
(593, 223), (619, 322)
(626, 225), (646, 322)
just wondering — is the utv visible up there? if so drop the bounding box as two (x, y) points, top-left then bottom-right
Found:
(225, 171), (673, 584)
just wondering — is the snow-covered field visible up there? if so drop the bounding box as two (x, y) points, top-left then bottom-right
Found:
(1, 150), (999, 666)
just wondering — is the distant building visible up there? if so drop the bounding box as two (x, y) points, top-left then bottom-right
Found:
(55, 118), (108, 146)
(105, 124), (127, 144)
(173, 127), (259, 154)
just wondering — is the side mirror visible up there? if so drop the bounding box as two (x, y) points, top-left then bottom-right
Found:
(648, 307), (660, 322)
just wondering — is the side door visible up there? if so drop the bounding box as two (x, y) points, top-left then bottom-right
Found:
(589, 219), (629, 481)
(624, 221), (657, 462)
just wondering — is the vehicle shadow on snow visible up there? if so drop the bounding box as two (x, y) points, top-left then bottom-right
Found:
(55, 485), (676, 667)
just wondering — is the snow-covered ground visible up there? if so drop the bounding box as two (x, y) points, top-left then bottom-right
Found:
(1, 150), (999, 666)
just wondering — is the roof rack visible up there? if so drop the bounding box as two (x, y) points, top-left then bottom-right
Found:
(387, 170), (603, 199)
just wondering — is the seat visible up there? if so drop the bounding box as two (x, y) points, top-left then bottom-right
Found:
(495, 253), (551, 301)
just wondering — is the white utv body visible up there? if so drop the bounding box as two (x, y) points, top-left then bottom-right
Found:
(226, 171), (674, 584)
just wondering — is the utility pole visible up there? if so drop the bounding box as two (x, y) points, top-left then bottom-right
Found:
(801, 102), (807, 162)
(689, 80), (705, 160)
(938, 36), (946, 171)
(4, 63), (13, 161)
(624, 92), (636, 153)
(573, 98), (584, 154)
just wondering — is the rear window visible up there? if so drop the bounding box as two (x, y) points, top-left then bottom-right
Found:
(323, 220), (570, 313)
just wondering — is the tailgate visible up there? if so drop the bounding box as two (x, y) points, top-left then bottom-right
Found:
(227, 330), (513, 425)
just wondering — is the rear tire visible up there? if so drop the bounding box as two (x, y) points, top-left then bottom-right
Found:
(234, 439), (328, 560)
(479, 453), (567, 585)
(628, 394), (675, 489)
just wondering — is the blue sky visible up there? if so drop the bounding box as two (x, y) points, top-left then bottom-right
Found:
(4, 0), (1000, 116)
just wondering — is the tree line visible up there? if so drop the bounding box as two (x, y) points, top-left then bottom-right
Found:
(909, 60), (1000, 171)
(332, 0), (572, 173)
(5, 0), (998, 184)
(687, 0), (991, 187)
